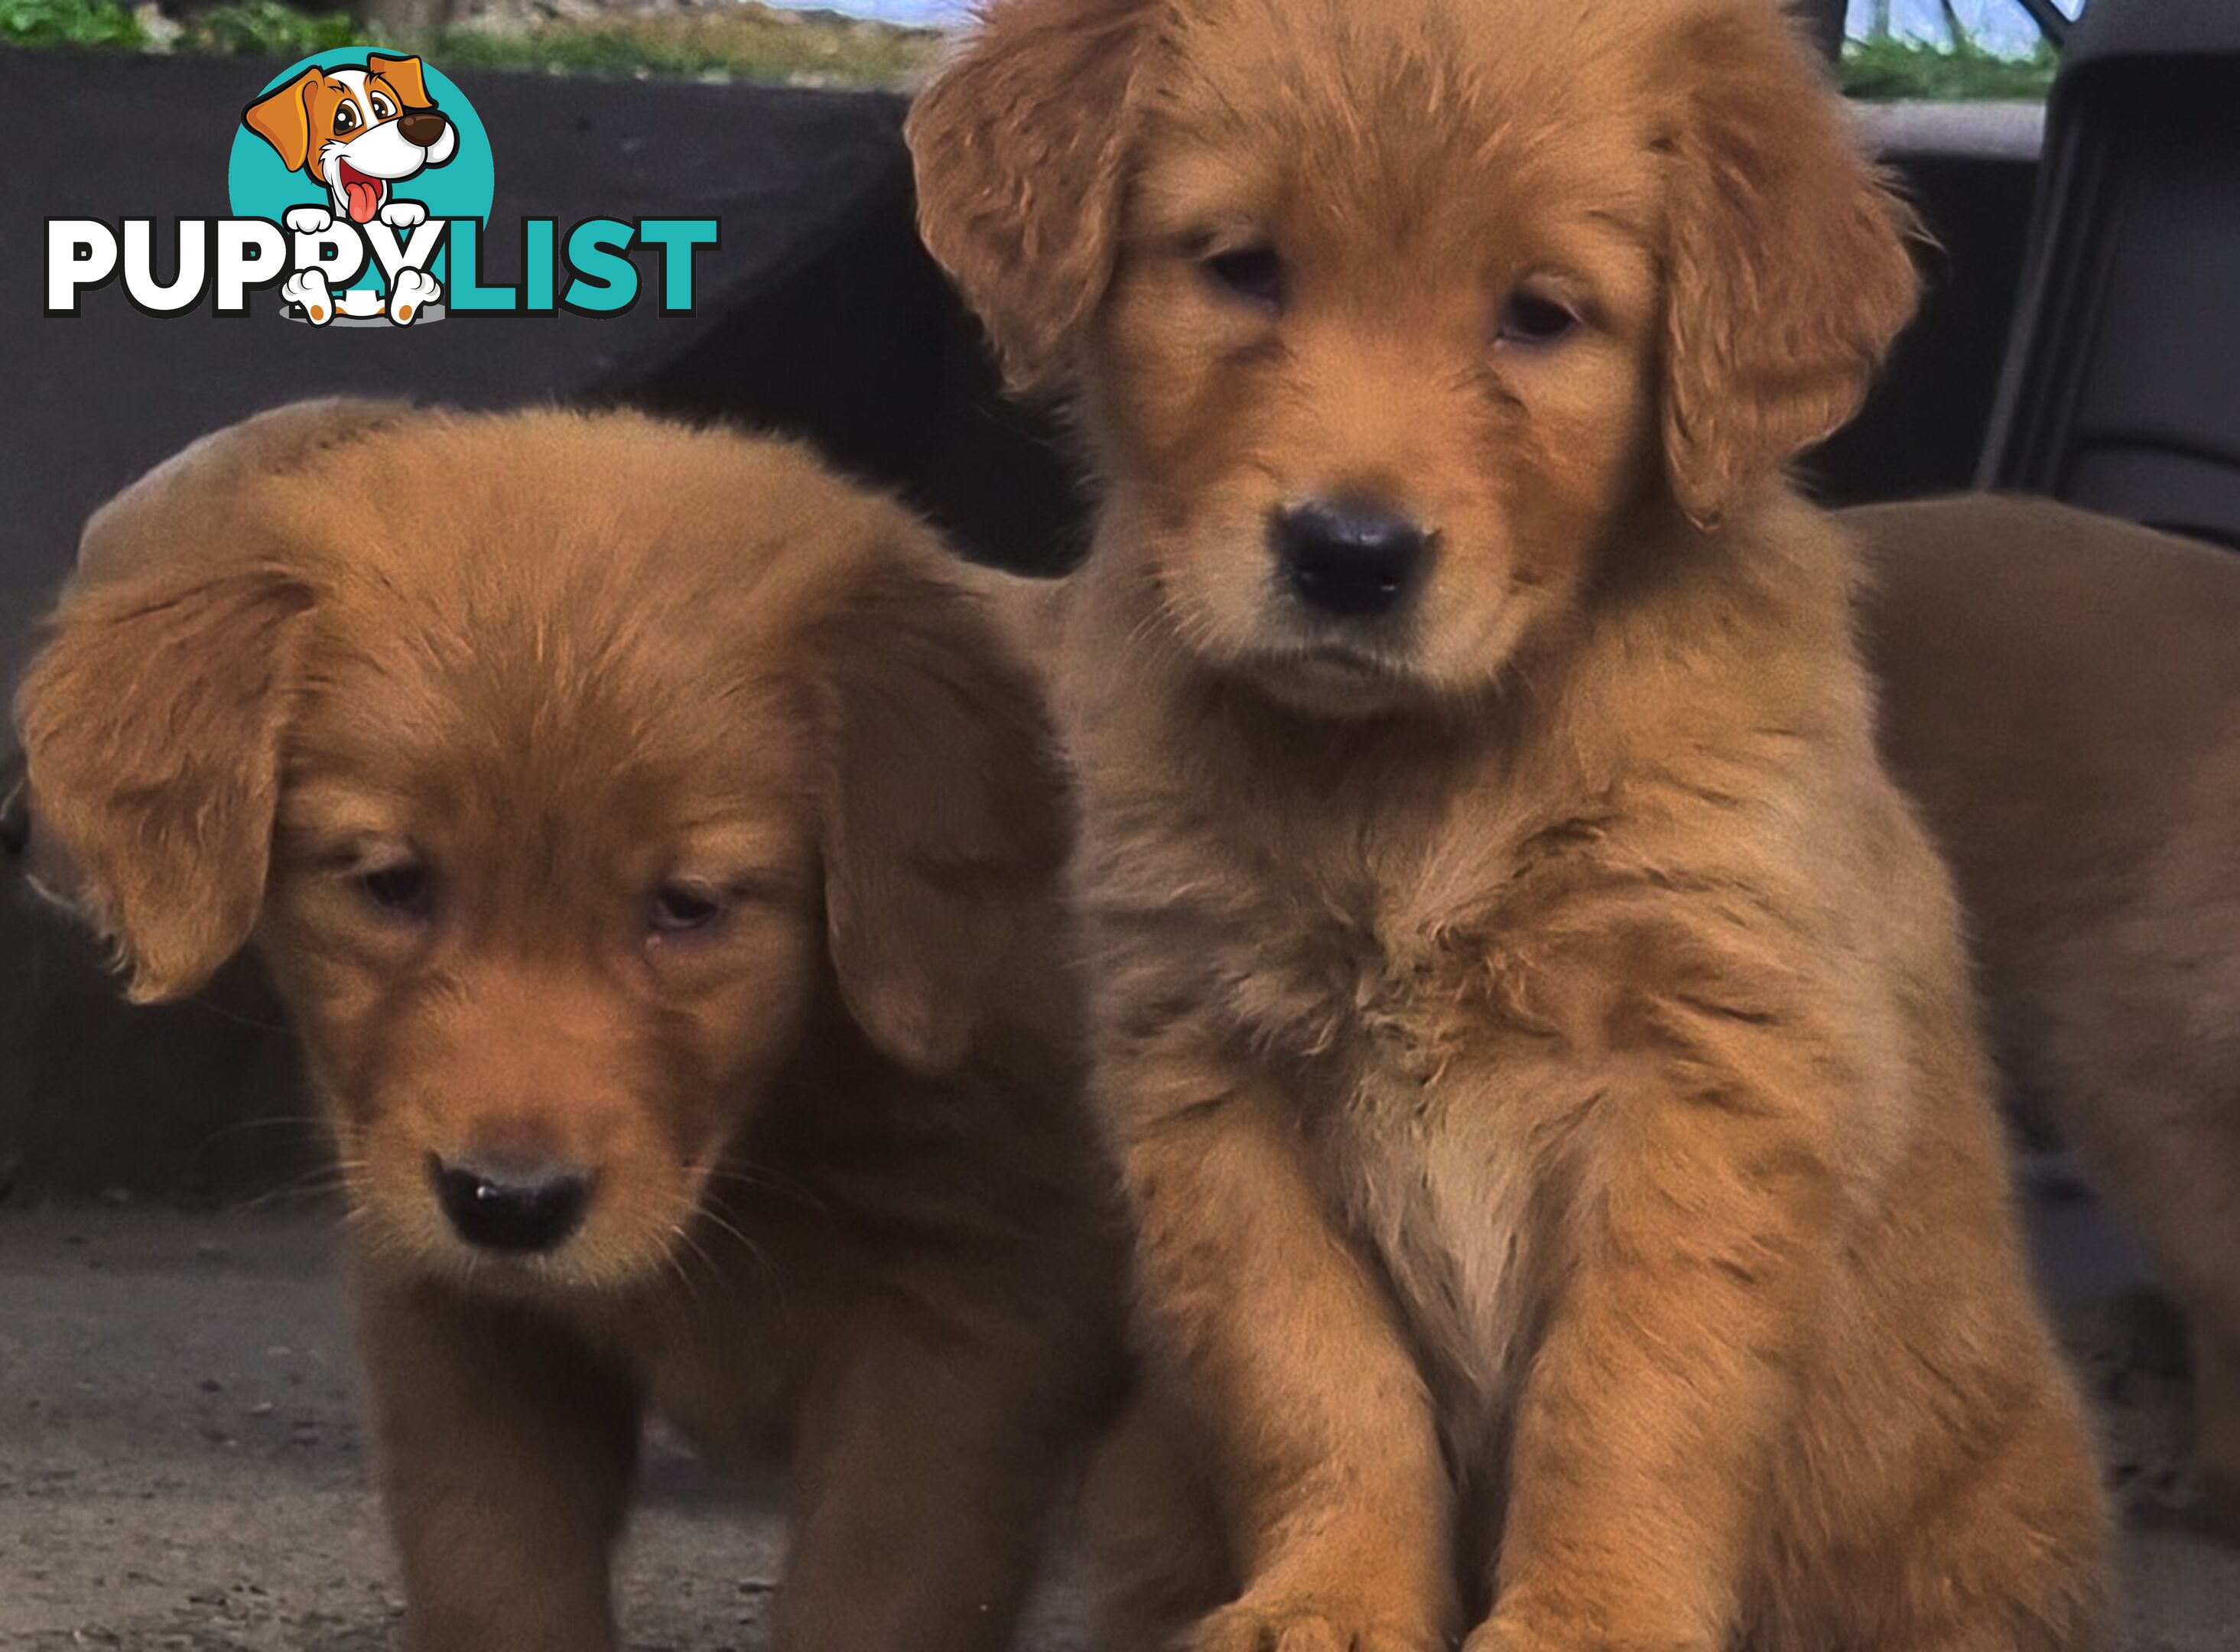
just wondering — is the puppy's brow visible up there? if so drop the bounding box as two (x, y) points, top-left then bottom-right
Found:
(1582, 205), (1655, 249)
(278, 795), (410, 838)
(676, 822), (808, 882)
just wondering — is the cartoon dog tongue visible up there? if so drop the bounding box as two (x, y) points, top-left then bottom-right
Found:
(339, 166), (382, 225)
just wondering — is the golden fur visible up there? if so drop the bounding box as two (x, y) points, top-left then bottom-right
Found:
(15, 399), (1123, 1652)
(911, 2), (2110, 1648)
(1856, 493), (2240, 1538)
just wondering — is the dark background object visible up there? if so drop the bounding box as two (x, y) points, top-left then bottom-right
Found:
(1981, 0), (2240, 548)
(0, 49), (918, 662)
(1806, 133), (2041, 509)
(0, 47), (2040, 1200)
(1795, 0), (1850, 63)
(2013, 0), (2076, 50)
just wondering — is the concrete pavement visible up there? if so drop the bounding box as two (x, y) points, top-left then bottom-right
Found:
(0, 1208), (1093, 1651)
(2, 1204), (2232, 1650)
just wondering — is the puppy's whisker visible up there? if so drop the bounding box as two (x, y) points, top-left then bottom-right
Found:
(663, 1224), (712, 1312)
(232, 1166), (357, 1215)
(701, 1163), (827, 1212)
(692, 1205), (770, 1273)
(174, 992), (294, 1036)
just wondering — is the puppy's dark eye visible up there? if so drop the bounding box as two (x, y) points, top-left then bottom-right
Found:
(1497, 288), (1582, 347)
(333, 104), (359, 134)
(359, 861), (434, 919)
(648, 884), (725, 937)
(1201, 245), (1286, 311)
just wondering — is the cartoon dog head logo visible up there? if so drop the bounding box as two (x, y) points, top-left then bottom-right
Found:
(242, 55), (457, 228)
(231, 51), (491, 327)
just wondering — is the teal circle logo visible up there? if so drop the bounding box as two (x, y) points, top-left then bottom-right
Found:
(227, 49), (493, 319)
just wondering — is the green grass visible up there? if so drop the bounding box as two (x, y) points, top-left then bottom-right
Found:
(185, 0), (355, 55)
(1, 0), (145, 48)
(0, 0), (940, 86)
(1842, 35), (2059, 101)
(432, 10), (941, 86)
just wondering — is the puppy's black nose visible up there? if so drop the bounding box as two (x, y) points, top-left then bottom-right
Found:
(431, 1156), (589, 1254)
(398, 110), (449, 149)
(1273, 500), (1429, 620)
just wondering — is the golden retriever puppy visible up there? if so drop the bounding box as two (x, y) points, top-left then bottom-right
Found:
(1855, 493), (2240, 1537)
(909, 2), (2110, 1648)
(15, 399), (1123, 1652)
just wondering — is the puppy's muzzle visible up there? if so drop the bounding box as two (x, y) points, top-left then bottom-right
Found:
(430, 1153), (592, 1254)
(1273, 499), (1430, 621)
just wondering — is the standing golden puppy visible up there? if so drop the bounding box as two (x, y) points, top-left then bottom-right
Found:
(910, 2), (2109, 1649)
(15, 399), (1121, 1652)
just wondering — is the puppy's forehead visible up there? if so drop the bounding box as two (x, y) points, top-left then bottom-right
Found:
(1146, 0), (1670, 237)
(258, 417), (883, 818)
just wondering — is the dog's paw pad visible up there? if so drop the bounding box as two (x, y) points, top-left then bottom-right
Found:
(280, 270), (334, 326)
(283, 206), (334, 235)
(1191, 1601), (1439, 1652)
(385, 268), (441, 325)
(378, 200), (429, 229)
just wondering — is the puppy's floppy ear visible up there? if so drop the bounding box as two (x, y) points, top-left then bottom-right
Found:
(366, 54), (434, 109)
(905, 0), (1164, 395)
(17, 564), (312, 1003)
(9, 399), (392, 1000)
(242, 68), (320, 174)
(79, 397), (411, 586)
(1656, 6), (1921, 526)
(808, 555), (1071, 1075)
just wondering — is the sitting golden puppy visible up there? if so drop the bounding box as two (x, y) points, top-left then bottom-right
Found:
(909, 1), (2109, 1648)
(1857, 493), (2240, 1538)
(15, 399), (1122, 1652)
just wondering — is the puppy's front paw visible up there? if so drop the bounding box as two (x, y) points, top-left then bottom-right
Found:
(280, 268), (335, 325)
(284, 204), (333, 234)
(1462, 1615), (1633, 1652)
(386, 268), (441, 324)
(379, 199), (428, 229)
(1189, 1597), (1442, 1652)
(1460, 1624), (1530, 1652)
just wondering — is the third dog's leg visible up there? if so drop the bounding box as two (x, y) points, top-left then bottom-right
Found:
(1083, 1384), (1239, 1652)
(774, 1302), (1065, 1652)
(358, 1279), (641, 1652)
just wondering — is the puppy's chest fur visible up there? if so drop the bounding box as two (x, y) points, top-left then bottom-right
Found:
(1321, 876), (1560, 1426)
(1107, 804), (1572, 1426)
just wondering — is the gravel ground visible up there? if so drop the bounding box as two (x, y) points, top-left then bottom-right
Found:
(1, 1202), (2233, 1651)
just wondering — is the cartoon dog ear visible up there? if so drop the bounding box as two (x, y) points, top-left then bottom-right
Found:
(17, 564), (313, 1003)
(905, 0), (1165, 395)
(242, 67), (321, 174)
(806, 545), (1072, 1076)
(1656, 6), (1922, 528)
(366, 54), (434, 109)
